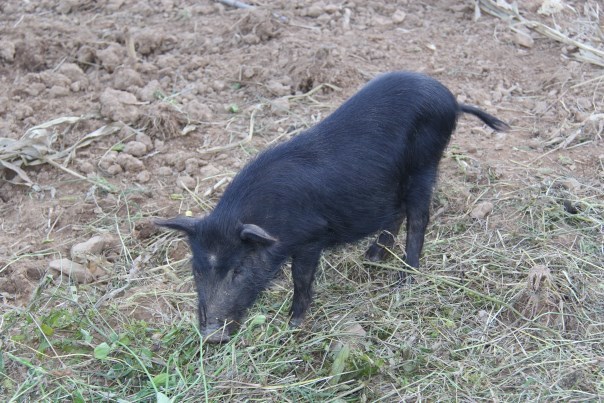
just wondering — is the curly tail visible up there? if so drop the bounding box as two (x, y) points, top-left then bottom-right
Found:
(460, 104), (510, 131)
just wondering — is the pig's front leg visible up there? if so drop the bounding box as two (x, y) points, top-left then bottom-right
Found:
(289, 247), (323, 328)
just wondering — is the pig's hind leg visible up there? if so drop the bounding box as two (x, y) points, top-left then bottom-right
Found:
(364, 213), (404, 262)
(402, 168), (438, 283)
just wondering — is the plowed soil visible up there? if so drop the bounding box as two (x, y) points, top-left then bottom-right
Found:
(1, 0), (603, 400)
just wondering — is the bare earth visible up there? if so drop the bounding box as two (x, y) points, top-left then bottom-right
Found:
(1, 0), (603, 400)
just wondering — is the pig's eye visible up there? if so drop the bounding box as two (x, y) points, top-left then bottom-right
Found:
(232, 267), (243, 279)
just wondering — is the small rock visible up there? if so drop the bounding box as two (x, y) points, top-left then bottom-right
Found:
(0, 40), (16, 62)
(135, 132), (153, 151)
(58, 62), (87, 83)
(512, 30), (534, 48)
(117, 153), (145, 172)
(48, 85), (70, 98)
(106, 164), (123, 175)
(24, 83), (45, 97)
(528, 138), (542, 150)
(533, 101), (548, 114)
(76, 45), (96, 66)
(56, 0), (76, 13)
(49, 258), (95, 284)
(157, 166), (173, 176)
(99, 151), (118, 170)
(71, 235), (111, 263)
(78, 160), (95, 174)
(200, 164), (220, 178)
(242, 67), (255, 79)
(345, 323), (366, 337)
(392, 9), (406, 23)
(177, 175), (196, 189)
(136, 170), (151, 183)
(448, 3), (471, 13)
(100, 88), (140, 123)
(267, 80), (290, 96)
(470, 201), (494, 219)
(477, 310), (490, 324)
(135, 220), (159, 240)
(15, 104), (34, 120)
(185, 99), (213, 121)
(305, 5), (323, 18)
(574, 111), (589, 123)
(538, 0), (565, 15)
(271, 97), (290, 112)
(184, 158), (199, 174)
(113, 68), (144, 90)
(132, 30), (163, 55)
(97, 44), (124, 73)
(324, 4), (339, 13)
(559, 177), (580, 192)
(154, 139), (165, 150)
(139, 79), (163, 102)
(123, 141), (147, 157)
(211, 80), (226, 92)
(525, 0), (542, 12)
(558, 155), (575, 167)
(242, 34), (260, 45)
(373, 15), (392, 26)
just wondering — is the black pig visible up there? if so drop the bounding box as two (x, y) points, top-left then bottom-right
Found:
(157, 71), (509, 343)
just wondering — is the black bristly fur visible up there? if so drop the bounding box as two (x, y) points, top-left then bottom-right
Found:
(157, 71), (509, 341)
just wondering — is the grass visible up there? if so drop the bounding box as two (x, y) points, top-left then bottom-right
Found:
(2, 1), (603, 401)
(2, 77), (604, 400)
(1, 159), (602, 402)
(2, 83), (603, 401)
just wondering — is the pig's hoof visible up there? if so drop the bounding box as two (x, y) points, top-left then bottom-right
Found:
(364, 244), (388, 262)
(289, 317), (304, 329)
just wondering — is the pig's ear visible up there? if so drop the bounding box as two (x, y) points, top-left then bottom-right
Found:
(240, 224), (277, 245)
(155, 216), (200, 236)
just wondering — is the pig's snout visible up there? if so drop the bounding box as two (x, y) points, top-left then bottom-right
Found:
(202, 325), (230, 343)
(201, 322), (238, 344)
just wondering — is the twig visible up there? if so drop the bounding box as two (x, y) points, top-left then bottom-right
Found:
(203, 177), (230, 198)
(95, 255), (144, 307)
(217, 0), (253, 9)
(197, 105), (259, 155)
(286, 83), (341, 101)
(42, 157), (115, 193)
(529, 127), (583, 164)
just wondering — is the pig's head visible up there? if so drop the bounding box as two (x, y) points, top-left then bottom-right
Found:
(156, 216), (281, 343)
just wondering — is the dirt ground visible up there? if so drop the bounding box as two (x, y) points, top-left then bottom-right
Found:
(1, 0), (603, 400)
(1, 0), (601, 301)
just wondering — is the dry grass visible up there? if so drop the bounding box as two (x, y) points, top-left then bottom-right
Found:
(2, 102), (602, 402)
(479, 0), (604, 67)
(1, 5), (603, 400)
(0, 116), (121, 192)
